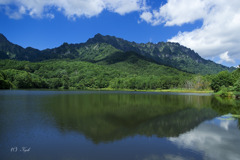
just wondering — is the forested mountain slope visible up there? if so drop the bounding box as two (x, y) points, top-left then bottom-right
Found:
(0, 33), (235, 74)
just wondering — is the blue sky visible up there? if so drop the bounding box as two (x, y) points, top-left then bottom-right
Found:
(0, 0), (239, 67)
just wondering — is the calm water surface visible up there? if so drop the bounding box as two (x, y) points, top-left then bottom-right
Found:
(0, 90), (240, 160)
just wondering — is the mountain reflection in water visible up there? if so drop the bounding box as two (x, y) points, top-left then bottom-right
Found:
(0, 90), (239, 160)
(42, 93), (217, 143)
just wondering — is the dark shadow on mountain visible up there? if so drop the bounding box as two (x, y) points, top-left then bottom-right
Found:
(95, 51), (156, 65)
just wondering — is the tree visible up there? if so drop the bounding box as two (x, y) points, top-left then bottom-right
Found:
(234, 80), (240, 92)
(14, 72), (33, 88)
(62, 75), (70, 89)
(48, 78), (62, 89)
(184, 80), (194, 90)
(211, 71), (234, 92)
(0, 79), (12, 89)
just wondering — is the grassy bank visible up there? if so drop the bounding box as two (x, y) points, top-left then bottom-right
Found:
(3, 87), (213, 94)
(83, 87), (214, 94)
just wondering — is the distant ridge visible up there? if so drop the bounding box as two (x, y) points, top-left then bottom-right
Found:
(0, 33), (235, 74)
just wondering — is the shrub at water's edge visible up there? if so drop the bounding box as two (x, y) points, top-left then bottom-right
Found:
(211, 67), (240, 98)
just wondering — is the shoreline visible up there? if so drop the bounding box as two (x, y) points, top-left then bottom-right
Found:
(95, 88), (213, 93)
(2, 88), (214, 94)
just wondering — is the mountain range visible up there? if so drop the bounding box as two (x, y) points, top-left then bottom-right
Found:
(0, 33), (235, 74)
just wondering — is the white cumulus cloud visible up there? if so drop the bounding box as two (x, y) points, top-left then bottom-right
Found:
(140, 0), (240, 65)
(140, 11), (153, 23)
(140, 0), (209, 26)
(0, 0), (146, 19)
(219, 51), (235, 64)
(1, 0), (240, 65)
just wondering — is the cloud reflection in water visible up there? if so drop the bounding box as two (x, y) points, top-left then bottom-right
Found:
(169, 117), (240, 160)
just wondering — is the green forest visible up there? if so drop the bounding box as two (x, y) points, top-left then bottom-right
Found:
(1, 33), (239, 98)
(0, 58), (239, 98)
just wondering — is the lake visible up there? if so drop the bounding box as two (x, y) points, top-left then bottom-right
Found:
(0, 90), (240, 160)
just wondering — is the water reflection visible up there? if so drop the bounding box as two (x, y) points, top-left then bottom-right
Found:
(0, 90), (240, 160)
(169, 117), (240, 160)
(211, 96), (240, 128)
(164, 97), (240, 160)
(42, 93), (217, 143)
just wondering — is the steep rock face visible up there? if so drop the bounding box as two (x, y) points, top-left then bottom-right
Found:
(86, 34), (234, 74)
(87, 34), (202, 60)
(0, 33), (235, 74)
